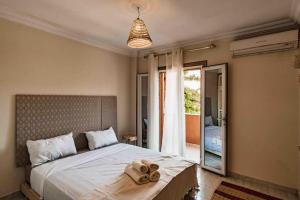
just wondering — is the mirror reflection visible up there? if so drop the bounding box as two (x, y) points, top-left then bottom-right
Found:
(204, 68), (223, 171)
(141, 76), (148, 148)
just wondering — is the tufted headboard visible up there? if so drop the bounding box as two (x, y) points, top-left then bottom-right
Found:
(15, 95), (117, 167)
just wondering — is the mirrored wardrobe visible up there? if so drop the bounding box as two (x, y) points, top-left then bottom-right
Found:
(137, 74), (148, 148)
(201, 63), (227, 175)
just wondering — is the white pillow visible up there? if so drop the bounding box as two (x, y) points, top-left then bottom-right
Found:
(205, 116), (214, 126)
(26, 132), (77, 167)
(85, 127), (118, 150)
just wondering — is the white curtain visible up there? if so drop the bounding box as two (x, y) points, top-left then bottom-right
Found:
(147, 54), (160, 151)
(161, 48), (186, 156)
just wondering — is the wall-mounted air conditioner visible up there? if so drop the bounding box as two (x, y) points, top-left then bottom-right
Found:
(230, 29), (299, 57)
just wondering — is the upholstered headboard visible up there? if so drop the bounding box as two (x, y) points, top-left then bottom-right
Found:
(15, 95), (117, 167)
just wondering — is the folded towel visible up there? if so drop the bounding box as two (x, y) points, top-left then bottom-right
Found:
(149, 170), (160, 182)
(141, 160), (159, 172)
(132, 161), (148, 173)
(125, 164), (149, 185)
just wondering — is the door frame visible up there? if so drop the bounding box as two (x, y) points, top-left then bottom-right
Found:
(200, 63), (228, 176)
(159, 64), (203, 154)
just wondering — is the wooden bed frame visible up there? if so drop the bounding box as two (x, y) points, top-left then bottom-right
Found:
(21, 183), (40, 200)
(21, 176), (199, 200)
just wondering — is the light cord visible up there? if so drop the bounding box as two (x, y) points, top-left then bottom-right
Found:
(137, 6), (140, 18)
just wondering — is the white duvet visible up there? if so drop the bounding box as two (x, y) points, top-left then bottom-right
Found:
(31, 143), (195, 200)
(204, 125), (222, 155)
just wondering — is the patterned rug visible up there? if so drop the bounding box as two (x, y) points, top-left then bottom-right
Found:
(211, 181), (282, 200)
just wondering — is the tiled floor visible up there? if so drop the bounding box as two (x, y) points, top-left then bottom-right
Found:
(184, 144), (297, 200)
(186, 143), (221, 170)
(194, 167), (298, 200)
(0, 192), (24, 200)
(1, 167), (298, 200)
(203, 151), (221, 170)
(186, 143), (201, 163)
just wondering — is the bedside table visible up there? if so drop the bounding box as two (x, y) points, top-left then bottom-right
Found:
(122, 134), (137, 145)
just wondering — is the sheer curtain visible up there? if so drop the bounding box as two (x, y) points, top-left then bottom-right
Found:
(161, 48), (186, 156)
(147, 54), (160, 151)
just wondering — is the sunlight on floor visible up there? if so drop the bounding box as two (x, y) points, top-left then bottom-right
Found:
(186, 143), (200, 163)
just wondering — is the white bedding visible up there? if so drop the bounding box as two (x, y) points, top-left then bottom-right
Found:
(31, 143), (195, 200)
(204, 125), (222, 156)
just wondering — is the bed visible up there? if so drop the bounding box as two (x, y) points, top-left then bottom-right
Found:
(204, 125), (222, 156)
(16, 95), (198, 200)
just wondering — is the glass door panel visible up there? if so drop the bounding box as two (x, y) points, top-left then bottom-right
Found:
(201, 63), (227, 175)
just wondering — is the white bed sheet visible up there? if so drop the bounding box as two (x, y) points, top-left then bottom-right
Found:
(31, 143), (195, 200)
(204, 125), (222, 155)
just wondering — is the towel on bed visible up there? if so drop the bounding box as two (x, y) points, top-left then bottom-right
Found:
(125, 164), (149, 185)
(142, 160), (159, 172)
(132, 160), (149, 173)
(149, 170), (160, 182)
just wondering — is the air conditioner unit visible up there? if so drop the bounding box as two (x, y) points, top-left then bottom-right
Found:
(230, 29), (299, 57)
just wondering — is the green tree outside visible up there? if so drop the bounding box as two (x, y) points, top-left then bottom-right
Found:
(184, 87), (200, 114)
(184, 71), (200, 114)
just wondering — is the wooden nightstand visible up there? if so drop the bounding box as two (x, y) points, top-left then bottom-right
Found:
(122, 134), (137, 145)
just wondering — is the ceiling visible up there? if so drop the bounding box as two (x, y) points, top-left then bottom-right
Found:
(0, 0), (299, 56)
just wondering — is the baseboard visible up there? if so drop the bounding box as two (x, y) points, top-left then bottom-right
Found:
(228, 171), (298, 196)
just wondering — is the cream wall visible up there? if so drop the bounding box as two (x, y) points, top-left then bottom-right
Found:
(297, 68), (300, 196)
(0, 18), (135, 197)
(138, 39), (299, 189)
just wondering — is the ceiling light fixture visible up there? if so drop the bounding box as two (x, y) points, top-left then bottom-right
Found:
(127, 6), (152, 49)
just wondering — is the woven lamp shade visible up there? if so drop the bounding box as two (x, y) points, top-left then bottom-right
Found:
(127, 18), (152, 48)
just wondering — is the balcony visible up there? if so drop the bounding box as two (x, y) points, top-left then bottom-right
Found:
(185, 113), (200, 163)
(186, 113), (200, 145)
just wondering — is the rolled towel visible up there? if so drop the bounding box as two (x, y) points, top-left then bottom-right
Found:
(149, 170), (160, 182)
(132, 161), (148, 173)
(141, 160), (159, 172)
(125, 164), (149, 185)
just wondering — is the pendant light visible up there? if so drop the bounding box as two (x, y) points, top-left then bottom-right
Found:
(127, 7), (152, 48)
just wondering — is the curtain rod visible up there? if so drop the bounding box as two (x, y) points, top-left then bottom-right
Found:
(143, 44), (216, 59)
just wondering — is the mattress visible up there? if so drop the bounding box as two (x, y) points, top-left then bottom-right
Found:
(204, 125), (222, 156)
(25, 149), (91, 184)
(31, 143), (198, 200)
